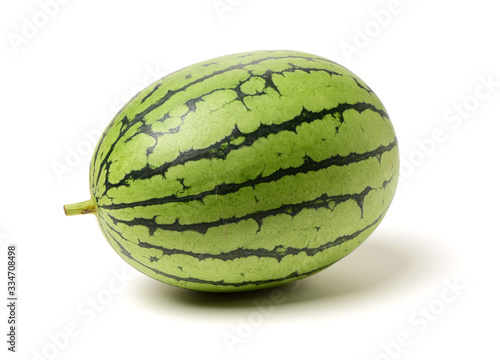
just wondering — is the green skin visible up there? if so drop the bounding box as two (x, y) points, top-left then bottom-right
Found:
(65, 50), (399, 292)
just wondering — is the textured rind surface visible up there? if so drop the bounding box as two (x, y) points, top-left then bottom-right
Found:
(89, 50), (399, 292)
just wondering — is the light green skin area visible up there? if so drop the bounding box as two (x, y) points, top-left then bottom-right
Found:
(89, 50), (399, 292)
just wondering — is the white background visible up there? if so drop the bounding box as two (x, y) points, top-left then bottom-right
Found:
(1, 0), (499, 359)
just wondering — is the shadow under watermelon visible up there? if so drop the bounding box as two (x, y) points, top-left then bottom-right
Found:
(132, 229), (456, 311)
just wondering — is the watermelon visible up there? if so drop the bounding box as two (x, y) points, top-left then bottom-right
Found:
(64, 50), (399, 292)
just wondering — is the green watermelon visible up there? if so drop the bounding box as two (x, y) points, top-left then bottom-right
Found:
(64, 50), (399, 292)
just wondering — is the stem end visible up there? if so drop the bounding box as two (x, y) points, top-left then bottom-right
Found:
(64, 198), (97, 216)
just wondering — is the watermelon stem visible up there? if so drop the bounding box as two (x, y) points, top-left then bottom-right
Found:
(64, 197), (97, 216)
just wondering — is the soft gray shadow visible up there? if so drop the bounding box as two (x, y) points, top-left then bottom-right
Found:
(132, 230), (451, 310)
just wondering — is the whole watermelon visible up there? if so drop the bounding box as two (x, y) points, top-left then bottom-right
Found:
(64, 50), (399, 292)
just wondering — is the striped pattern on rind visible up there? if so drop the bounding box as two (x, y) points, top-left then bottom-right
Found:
(89, 50), (399, 292)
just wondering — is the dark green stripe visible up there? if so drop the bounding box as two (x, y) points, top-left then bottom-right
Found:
(93, 54), (345, 189)
(134, 204), (388, 262)
(99, 217), (330, 288)
(101, 138), (397, 211)
(140, 83), (162, 104)
(101, 101), (388, 197)
(106, 177), (393, 235)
